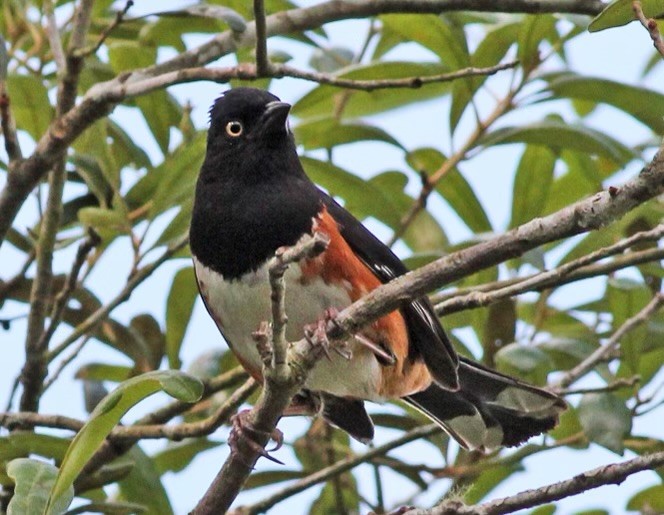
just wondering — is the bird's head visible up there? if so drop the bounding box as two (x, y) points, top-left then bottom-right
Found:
(207, 87), (293, 152)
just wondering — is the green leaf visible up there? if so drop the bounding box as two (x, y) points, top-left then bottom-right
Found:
(510, 145), (556, 228)
(589, 0), (664, 32)
(407, 148), (492, 233)
(300, 157), (403, 230)
(45, 371), (203, 512)
(543, 73), (664, 133)
(309, 473), (360, 514)
(292, 62), (452, 119)
(135, 90), (182, 154)
(108, 42), (155, 74)
(243, 469), (306, 490)
(627, 484), (664, 512)
(494, 343), (554, 385)
(518, 15), (558, 71)
(309, 46), (354, 72)
(166, 267), (199, 369)
(369, 171), (449, 251)
(294, 117), (403, 150)
(463, 463), (522, 504)
(78, 207), (130, 240)
(153, 200), (193, 248)
(154, 4), (247, 31)
(153, 439), (221, 475)
(549, 407), (586, 445)
(577, 393), (632, 454)
(5, 75), (54, 141)
(477, 118), (636, 165)
(67, 501), (148, 514)
(483, 298), (517, 366)
(0, 433), (70, 464)
(380, 14), (470, 68)
(608, 278), (651, 374)
(8, 458), (73, 515)
(539, 338), (598, 370)
(117, 446), (173, 514)
(146, 133), (206, 218)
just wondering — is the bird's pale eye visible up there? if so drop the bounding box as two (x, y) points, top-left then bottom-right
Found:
(225, 120), (243, 137)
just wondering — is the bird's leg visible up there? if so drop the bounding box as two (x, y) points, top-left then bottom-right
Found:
(228, 409), (284, 465)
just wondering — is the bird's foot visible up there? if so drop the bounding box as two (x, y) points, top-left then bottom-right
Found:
(229, 409), (284, 465)
(304, 308), (353, 360)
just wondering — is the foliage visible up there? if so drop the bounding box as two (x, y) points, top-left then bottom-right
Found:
(0, 0), (663, 513)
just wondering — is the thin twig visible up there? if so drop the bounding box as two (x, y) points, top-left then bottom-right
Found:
(46, 233), (188, 362)
(553, 293), (664, 390)
(74, 0), (134, 58)
(38, 230), (100, 353)
(432, 246), (664, 308)
(253, 0), (270, 75)
(43, 0), (66, 74)
(559, 376), (641, 396)
(42, 335), (92, 391)
(387, 79), (518, 247)
(633, 0), (664, 57)
(436, 224), (664, 314)
(234, 425), (441, 515)
(268, 232), (330, 369)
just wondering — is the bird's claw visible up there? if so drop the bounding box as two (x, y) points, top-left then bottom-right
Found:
(229, 409), (284, 465)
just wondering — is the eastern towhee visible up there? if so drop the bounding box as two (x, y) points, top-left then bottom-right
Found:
(190, 87), (565, 452)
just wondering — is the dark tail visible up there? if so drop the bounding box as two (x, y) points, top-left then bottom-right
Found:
(404, 357), (566, 451)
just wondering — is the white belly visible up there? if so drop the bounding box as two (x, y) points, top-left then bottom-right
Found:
(193, 257), (383, 401)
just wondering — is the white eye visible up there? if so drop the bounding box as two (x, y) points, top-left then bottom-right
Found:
(225, 120), (243, 137)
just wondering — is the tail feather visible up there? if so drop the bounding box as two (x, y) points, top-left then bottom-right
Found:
(404, 357), (566, 451)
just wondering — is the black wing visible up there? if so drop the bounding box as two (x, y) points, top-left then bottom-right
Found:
(320, 192), (459, 391)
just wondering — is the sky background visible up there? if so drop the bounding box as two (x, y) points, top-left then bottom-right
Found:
(2, 1), (664, 513)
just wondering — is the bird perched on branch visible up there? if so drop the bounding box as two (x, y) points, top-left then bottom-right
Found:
(189, 87), (565, 454)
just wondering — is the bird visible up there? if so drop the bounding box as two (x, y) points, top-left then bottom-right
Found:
(189, 87), (566, 454)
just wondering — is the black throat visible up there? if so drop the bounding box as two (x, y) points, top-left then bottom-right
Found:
(190, 142), (322, 280)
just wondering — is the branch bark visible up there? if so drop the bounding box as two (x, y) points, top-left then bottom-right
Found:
(411, 450), (664, 514)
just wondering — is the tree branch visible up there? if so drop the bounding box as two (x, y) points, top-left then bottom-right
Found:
(412, 450), (664, 514)
(0, 0), (604, 249)
(234, 425), (441, 515)
(435, 224), (664, 315)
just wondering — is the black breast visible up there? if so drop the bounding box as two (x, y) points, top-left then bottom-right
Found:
(190, 172), (321, 280)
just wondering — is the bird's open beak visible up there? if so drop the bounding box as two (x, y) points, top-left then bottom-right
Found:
(259, 100), (291, 135)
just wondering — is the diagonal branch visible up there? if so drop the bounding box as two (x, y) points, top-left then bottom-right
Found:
(414, 450), (664, 514)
